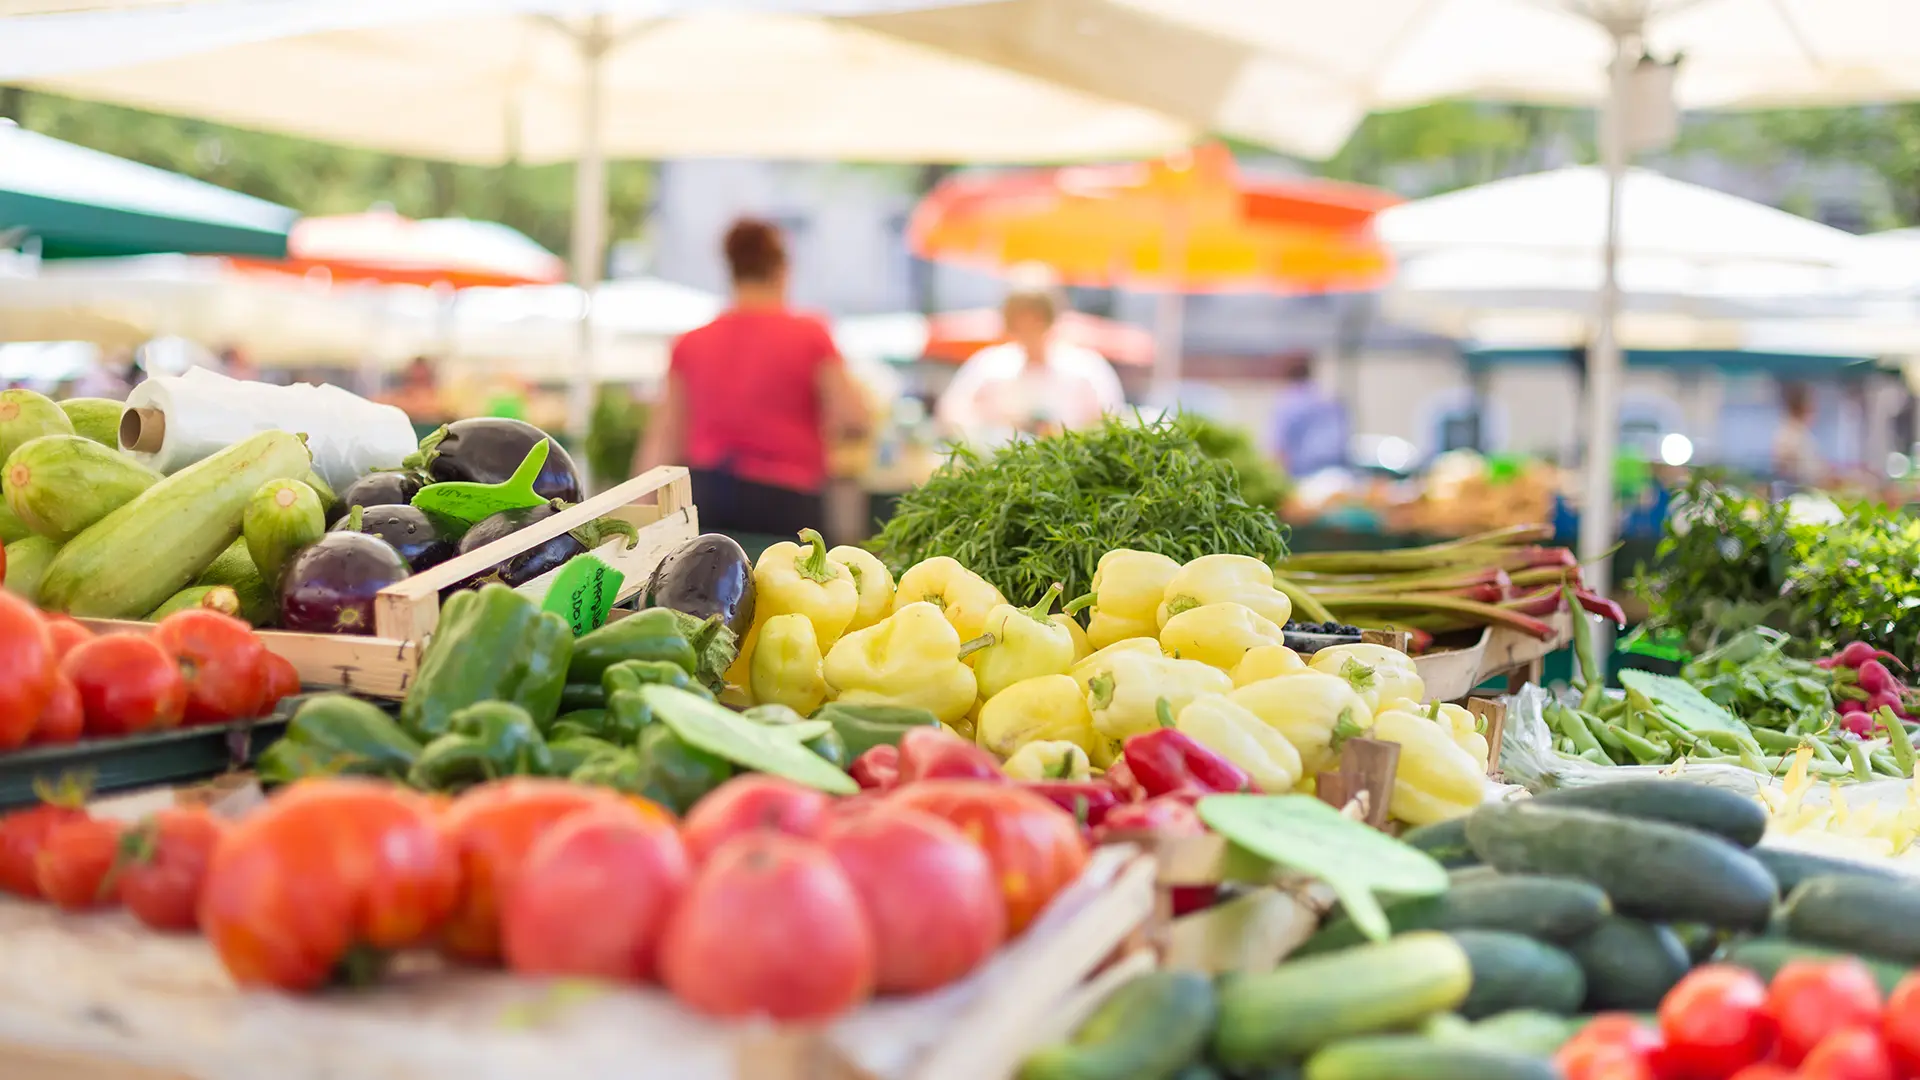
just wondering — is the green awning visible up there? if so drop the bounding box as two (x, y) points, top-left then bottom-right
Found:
(0, 124), (295, 259)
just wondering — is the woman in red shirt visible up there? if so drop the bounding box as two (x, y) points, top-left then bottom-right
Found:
(637, 219), (868, 536)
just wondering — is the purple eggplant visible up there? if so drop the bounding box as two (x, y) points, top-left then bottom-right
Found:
(332, 471), (426, 524)
(279, 522), (410, 635)
(643, 533), (755, 639)
(332, 503), (456, 572)
(455, 500), (637, 588)
(407, 418), (581, 503)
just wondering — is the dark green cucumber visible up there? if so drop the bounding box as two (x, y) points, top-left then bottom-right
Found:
(1783, 874), (1920, 964)
(1723, 937), (1911, 997)
(1532, 780), (1768, 847)
(1017, 971), (1215, 1080)
(1465, 802), (1776, 930)
(1402, 818), (1479, 868)
(1753, 846), (1908, 895)
(1304, 1036), (1560, 1080)
(1212, 932), (1472, 1069)
(1296, 875), (1610, 956)
(1566, 916), (1691, 1011)
(1448, 930), (1585, 1019)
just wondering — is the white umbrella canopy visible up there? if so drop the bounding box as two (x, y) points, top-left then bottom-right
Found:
(445, 277), (724, 379)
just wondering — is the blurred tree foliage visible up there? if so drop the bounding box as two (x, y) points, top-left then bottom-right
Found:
(1315, 101), (1595, 194)
(2, 89), (653, 260)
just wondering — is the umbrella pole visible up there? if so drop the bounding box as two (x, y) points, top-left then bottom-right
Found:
(569, 15), (612, 488)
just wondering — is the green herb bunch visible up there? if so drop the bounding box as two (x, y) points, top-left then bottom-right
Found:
(870, 415), (1289, 605)
(1178, 414), (1290, 509)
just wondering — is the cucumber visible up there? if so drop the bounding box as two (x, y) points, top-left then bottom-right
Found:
(1017, 971), (1216, 1080)
(1723, 937), (1911, 996)
(1753, 846), (1909, 895)
(39, 430), (312, 618)
(4, 434), (161, 541)
(1296, 875), (1609, 956)
(1467, 1011), (1580, 1055)
(1783, 873), (1920, 964)
(1465, 801), (1777, 930)
(58, 398), (125, 447)
(1304, 1036), (1559, 1080)
(4, 534), (59, 602)
(147, 585), (241, 621)
(0, 389), (74, 464)
(0, 500), (31, 543)
(195, 537), (279, 626)
(1212, 932), (1472, 1069)
(1565, 916), (1691, 1011)
(1532, 780), (1768, 848)
(1402, 818), (1479, 868)
(1447, 865), (1502, 886)
(243, 478), (326, 585)
(1669, 922), (1723, 965)
(1448, 930), (1585, 1019)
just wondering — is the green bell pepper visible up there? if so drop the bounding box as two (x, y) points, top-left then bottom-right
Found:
(400, 584), (572, 739)
(548, 735), (623, 775)
(407, 701), (554, 791)
(745, 704), (849, 769)
(559, 683), (606, 712)
(601, 659), (711, 743)
(635, 725), (732, 813)
(257, 693), (421, 784)
(812, 701), (941, 760)
(568, 607), (699, 686)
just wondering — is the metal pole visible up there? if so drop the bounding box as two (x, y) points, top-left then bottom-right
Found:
(569, 15), (610, 487)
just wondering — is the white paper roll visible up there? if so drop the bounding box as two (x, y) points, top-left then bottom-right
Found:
(123, 366), (418, 491)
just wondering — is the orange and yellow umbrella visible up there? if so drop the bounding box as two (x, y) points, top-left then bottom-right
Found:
(230, 210), (565, 289)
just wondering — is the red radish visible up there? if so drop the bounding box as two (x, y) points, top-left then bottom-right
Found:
(1841, 711), (1876, 738)
(1865, 691), (1905, 718)
(1830, 643), (1905, 670)
(1857, 661), (1899, 697)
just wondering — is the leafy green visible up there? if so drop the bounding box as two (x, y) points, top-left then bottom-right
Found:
(870, 414), (1289, 605)
(1178, 414), (1290, 510)
(1617, 670), (1744, 734)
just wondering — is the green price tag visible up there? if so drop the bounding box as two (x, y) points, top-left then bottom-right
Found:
(410, 440), (551, 527)
(539, 553), (625, 635)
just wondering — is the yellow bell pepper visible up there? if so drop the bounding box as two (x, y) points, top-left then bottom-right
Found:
(1054, 612), (1092, 663)
(1231, 644), (1307, 687)
(823, 601), (978, 725)
(1084, 651), (1232, 742)
(1156, 554), (1292, 629)
(1309, 643), (1426, 712)
(828, 545), (895, 632)
(1078, 549), (1181, 650)
(756, 528), (860, 651)
(1229, 672), (1373, 775)
(1069, 637), (1164, 697)
(1385, 697), (1491, 773)
(724, 618), (761, 698)
(1001, 740), (1093, 781)
(1371, 703), (1492, 827)
(749, 613), (827, 715)
(893, 556), (1004, 642)
(1160, 601), (1286, 670)
(976, 673), (1104, 760)
(970, 583), (1077, 700)
(1174, 694), (1303, 794)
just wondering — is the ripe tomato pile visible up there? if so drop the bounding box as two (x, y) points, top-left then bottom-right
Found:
(1561, 961), (1920, 1080)
(0, 591), (299, 751)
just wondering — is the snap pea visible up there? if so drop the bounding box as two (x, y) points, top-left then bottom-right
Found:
(1586, 712), (1627, 754)
(1750, 728), (1807, 752)
(1847, 740), (1875, 783)
(1881, 707), (1916, 777)
(1555, 704), (1604, 757)
(1610, 724), (1671, 765)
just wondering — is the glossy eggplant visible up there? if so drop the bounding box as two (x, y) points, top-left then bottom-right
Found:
(332, 503), (456, 572)
(279, 531), (410, 635)
(332, 471), (426, 524)
(642, 533), (756, 638)
(408, 418), (581, 502)
(455, 500), (637, 589)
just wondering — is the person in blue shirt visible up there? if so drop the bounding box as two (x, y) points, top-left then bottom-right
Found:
(1268, 354), (1349, 477)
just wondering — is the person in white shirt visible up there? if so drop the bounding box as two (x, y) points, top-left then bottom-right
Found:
(934, 273), (1126, 444)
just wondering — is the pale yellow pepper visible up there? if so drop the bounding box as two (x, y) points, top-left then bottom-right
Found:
(827, 545), (895, 632)
(1157, 554), (1292, 629)
(1371, 702), (1492, 826)
(749, 613), (827, 715)
(1229, 672), (1373, 775)
(1385, 697), (1490, 773)
(1085, 651), (1232, 742)
(1231, 644), (1307, 687)
(1054, 612), (1092, 663)
(970, 583), (1077, 700)
(1079, 549), (1181, 650)
(1175, 693), (1303, 793)
(1001, 740), (1093, 782)
(1069, 638), (1164, 698)
(893, 556), (1005, 642)
(823, 601), (978, 725)
(1160, 601), (1287, 670)
(1309, 643), (1426, 712)
(976, 673), (1104, 761)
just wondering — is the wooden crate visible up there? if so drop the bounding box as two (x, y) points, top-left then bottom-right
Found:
(84, 467), (700, 700)
(0, 845), (1155, 1080)
(1412, 609), (1572, 703)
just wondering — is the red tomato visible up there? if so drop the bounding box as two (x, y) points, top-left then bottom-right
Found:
(887, 780), (1088, 934)
(64, 634), (187, 737)
(258, 651), (300, 712)
(0, 590), (56, 750)
(117, 807), (226, 932)
(1660, 965), (1776, 1080)
(0, 801), (89, 898)
(153, 609), (269, 726)
(42, 616), (95, 661)
(501, 804), (688, 981)
(1884, 973), (1920, 1076)
(659, 833), (876, 1021)
(31, 673), (84, 745)
(821, 806), (1005, 994)
(199, 778), (460, 991)
(1560, 1015), (1669, 1080)
(680, 775), (830, 863)
(35, 817), (124, 911)
(1727, 1067), (1798, 1080)
(1801, 1027), (1896, 1080)
(439, 779), (633, 963)
(1767, 959), (1885, 1065)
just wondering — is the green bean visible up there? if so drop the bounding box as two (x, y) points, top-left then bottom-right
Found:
(1749, 728), (1806, 752)
(1847, 740), (1875, 783)
(1597, 697), (1629, 721)
(1579, 748), (1613, 766)
(1586, 713), (1627, 753)
(1881, 708), (1916, 778)
(1809, 736), (1840, 764)
(1871, 750), (1904, 778)
(1556, 706), (1604, 757)
(1611, 725), (1672, 765)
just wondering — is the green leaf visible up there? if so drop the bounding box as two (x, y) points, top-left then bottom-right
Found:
(641, 685), (858, 794)
(1196, 794), (1447, 943)
(1618, 670), (1744, 734)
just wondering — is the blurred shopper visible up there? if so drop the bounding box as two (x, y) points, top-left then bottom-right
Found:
(217, 345), (260, 382)
(636, 218), (869, 535)
(1268, 354), (1348, 477)
(383, 356), (451, 426)
(1773, 381), (1825, 486)
(72, 348), (134, 400)
(935, 266), (1125, 444)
